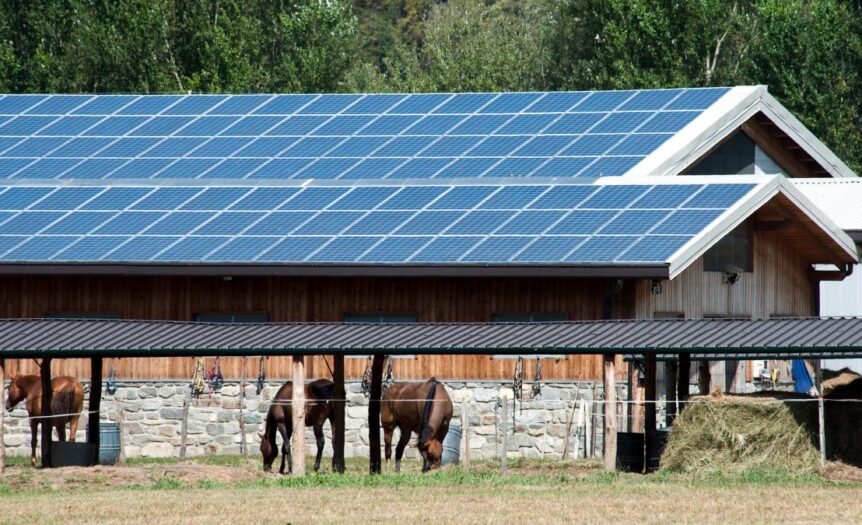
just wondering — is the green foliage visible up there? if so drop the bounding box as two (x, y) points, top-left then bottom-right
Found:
(0, 0), (859, 170)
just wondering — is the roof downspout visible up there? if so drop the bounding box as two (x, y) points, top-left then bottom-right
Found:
(602, 279), (624, 320)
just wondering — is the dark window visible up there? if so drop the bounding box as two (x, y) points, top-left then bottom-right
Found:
(45, 312), (120, 319)
(343, 313), (417, 358)
(686, 132), (755, 175)
(492, 313), (567, 359)
(704, 222), (752, 272)
(195, 313), (269, 323)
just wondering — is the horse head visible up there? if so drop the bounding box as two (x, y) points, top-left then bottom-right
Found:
(260, 432), (277, 472)
(5, 374), (24, 411)
(419, 439), (444, 470)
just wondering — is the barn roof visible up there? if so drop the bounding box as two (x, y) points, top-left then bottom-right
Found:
(2, 316), (862, 358)
(793, 178), (862, 241)
(0, 88), (855, 277)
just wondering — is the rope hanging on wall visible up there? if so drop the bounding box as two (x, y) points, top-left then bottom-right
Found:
(207, 356), (224, 393)
(256, 356), (268, 395)
(532, 357), (542, 398)
(105, 358), (119, 395)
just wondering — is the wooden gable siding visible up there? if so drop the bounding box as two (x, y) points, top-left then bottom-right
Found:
(634, 230), (815, 319)
(0, 276), (632, 381)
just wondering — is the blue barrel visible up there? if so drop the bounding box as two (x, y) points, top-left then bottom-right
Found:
(99, 422), (121, 465)
(441, 424), (461, 465)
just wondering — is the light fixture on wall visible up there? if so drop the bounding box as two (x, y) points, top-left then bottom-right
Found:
(650, 279), (663, 295)
(722, 264), (743, 285)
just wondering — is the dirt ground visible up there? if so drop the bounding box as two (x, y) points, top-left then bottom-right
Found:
(1, 458), (861, 524)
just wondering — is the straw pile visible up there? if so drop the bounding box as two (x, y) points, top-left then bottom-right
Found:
(661, 391), (820, 473)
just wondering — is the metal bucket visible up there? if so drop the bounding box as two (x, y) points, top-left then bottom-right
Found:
(99, 422), (121, 465)
(441, 424), (462, 465)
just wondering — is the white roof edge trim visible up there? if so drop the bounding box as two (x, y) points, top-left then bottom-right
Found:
(627, 86), (857, 179)
(625, 86), (763, 177)
(757, 92), (855, 178)
(665, 177), (858, 279)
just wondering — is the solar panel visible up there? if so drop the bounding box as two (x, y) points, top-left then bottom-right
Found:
(0, 89), (726, 181)
(0, 180), (756, 264)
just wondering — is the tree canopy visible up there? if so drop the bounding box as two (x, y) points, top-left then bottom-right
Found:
(1, 0), (860, 171)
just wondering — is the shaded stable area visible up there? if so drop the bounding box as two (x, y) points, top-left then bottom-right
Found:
(3, 316), (862, 474)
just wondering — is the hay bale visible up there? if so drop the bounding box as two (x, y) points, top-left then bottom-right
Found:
(661, 392), (820, 474)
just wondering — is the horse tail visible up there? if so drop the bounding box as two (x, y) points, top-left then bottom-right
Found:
(419, 378), (438, 449)
(53, 388), (76, 425)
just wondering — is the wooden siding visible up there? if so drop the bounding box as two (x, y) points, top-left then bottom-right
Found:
(0, 276), (631, 381)
(634, 230), (814, 319)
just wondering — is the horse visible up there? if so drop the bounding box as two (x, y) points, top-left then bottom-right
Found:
(260, 378), (335, 474)
(382, 377), (453, 473)
(5, 374), (85, 466)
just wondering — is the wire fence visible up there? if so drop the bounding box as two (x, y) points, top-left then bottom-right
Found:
(2, 381), (860, 471)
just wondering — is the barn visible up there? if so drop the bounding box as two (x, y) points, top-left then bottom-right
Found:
(0, 86), (858, 468)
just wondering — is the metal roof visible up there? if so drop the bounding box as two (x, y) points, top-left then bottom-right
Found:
(793, 178), (862, 236)
(2, 316), (862, 358)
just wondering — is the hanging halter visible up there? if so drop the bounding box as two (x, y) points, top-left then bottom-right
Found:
(207, 356), (224, 393)
(531, 357), (542, 397)
(191, 357), (207, 398)
(105, 358), (119, 395)
(256, 356), (268, 395)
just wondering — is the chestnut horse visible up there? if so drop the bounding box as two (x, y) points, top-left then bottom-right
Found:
(260, 379), (335, 474)
(5, 374), (85, 466)
(382, 378), (453, 472)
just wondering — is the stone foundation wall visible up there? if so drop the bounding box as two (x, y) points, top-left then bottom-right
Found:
(2, 380), (628, 461)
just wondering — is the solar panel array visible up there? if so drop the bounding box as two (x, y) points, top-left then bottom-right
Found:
(0, 89), (729, 181)
(0, 182), (755, 264)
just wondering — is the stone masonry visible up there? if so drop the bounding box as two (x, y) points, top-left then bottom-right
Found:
(2, 380), (629, 461)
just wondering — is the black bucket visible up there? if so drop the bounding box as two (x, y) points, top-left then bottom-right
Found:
(616, 432), (644, 473)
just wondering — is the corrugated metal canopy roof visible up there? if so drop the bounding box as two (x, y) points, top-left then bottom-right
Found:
(1, 317), (862, 358)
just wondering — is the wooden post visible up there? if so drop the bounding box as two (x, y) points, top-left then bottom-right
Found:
(678, 353), (691, 406)
(562, 403), (575, 459)
(816, 359), (826, 466)
(179, 397), (189, 461)
(332, 354), (346, 473)
(40, 358), (53, 468)
(698, 360), (711, 395)
(368, 353), (384, 475)
(500, 395), (508, 474)
(239, 356), (247, 460)
(116, 404), (126, 464)
(0, 358), (5, 473)
(88, 357), (103, 466)
(603, 354), (617, 471)
(461, 401), (470, 470)
(665, 360), (677, 426)
(644, 353), (657, 473)
(291, 354), (307, 477)
(584, 397), (592, 458)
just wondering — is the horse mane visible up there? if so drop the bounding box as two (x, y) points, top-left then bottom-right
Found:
(418, 377), (438, 448)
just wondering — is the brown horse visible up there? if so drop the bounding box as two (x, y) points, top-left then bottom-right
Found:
(260, 379), (335, 474)
(5, 374), (85, 466)
(382, 378), (453, 473)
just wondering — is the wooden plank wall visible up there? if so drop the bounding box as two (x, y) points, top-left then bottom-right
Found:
(1, 276), (632, 381)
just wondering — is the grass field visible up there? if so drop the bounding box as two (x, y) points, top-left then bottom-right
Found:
(1, 456), (861, 524)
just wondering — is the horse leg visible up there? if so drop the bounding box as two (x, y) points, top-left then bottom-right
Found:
(383, 425), (393, 468)
(394, 429), (411, 474)
(313, 424), (324, 472)
(30, 419), (38, 467)
(278, 422), (289, 475)
(56, 419), (67, 442)
(68, 415), (79, 443)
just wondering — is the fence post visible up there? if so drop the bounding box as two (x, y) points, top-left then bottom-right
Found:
(40, 358), (53, 468)
(240, 357), (247, 460)
(116, 404), (126, 464)
(461, 401), (470, 470)
(88, 357), (103, 466)
(179, 397), (189, 461)
(500, 395), (508, 475)
(562, 403), (574, 460)
(816, 359), (826, 466)
(603, 354), (617, 471)
(291, 354), (307, 477)
(0, 358), (5, 473)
